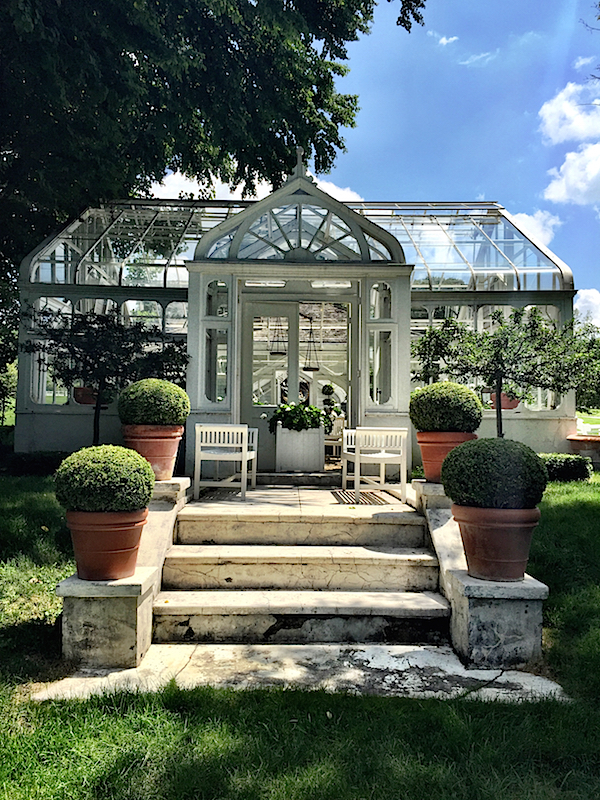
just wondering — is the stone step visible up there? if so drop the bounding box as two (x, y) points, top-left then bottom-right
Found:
(162, 545), (439, 591)
(176, 506), (426, 547)
(153, 589), (451, 644)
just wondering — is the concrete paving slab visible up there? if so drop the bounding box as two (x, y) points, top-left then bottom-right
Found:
(32, 643), (565, 703)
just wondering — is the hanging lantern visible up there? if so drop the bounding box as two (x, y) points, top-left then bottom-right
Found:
(269, 317), (287, 356)
(302, 317), (320, 372)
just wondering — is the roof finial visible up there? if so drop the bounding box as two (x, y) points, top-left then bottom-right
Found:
(294, 146), (305, 178)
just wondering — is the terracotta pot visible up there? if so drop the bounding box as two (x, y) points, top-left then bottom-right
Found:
(416, 431), (478, 483)
(73, 387), (97, 405)
(491, 392), (519, 410)
(122, 424), (184, 481)
(66, 508), (148, 580)
(451, 504), (541, 582)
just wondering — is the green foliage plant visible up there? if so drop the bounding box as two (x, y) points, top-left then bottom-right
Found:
(412, 309), (586, 438)
(54, 445), (155, 513)
(409, 381), (483, 433)
(0, 360), (17, 424)
(21, 309), (189, 445)
(118, 379), (190, 426)
(538, 453), (593, 482)
(268, 403), (332, 434)
(441, 438), (548, 509)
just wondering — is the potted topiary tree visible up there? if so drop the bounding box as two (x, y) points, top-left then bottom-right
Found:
(441, 438), (548, 581)
(268, 402), (332, 472)
(409, 381), (483, 483)
(55, 445), (156, 580)
(118, 378), (191, 480)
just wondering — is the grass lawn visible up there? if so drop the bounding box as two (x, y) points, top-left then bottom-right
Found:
(1, 474), (600, 799)
(577, 409), (600, 425)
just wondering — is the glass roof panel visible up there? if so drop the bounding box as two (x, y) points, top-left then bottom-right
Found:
(25, 200), (573, 291)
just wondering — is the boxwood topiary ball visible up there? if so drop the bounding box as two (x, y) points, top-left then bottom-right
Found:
(118, 379), (190, 426)
(409, 382), (483, 433)
(441, 438), (548, 509)
(55, 445), (156, 512)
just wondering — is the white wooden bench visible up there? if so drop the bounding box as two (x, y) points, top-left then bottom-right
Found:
(341, 427), (408, 503)
(194, 424), (258, 501)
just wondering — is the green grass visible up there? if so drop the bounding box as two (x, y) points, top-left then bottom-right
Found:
(1, 473), (600, 799)
(577, 409), (600, 425)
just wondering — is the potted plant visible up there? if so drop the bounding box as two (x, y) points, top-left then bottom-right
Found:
(441, 438), (548, 581)
(269, 402), (332, 471)
(118, 378), (190, 480)
(55, 445), (155, 580)
(409, 381), (483, 483)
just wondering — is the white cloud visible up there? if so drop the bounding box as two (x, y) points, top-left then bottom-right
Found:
(312, 178), (364, 202)
(510, 210), (562, 246)
(574, 56), (596, 71)
(575, 288), (600, 325)
(544, 142), (600, 204)
(539, 82), (600, 145)
(151, 171), (363, 203)
(459, 51), (498, 67)
(427, 30), (458, 46)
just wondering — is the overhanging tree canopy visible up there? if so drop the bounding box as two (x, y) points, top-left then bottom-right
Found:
(1, 0), (426, 267)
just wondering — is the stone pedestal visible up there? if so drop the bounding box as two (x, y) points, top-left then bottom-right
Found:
(414, 480), (549, 669)
(447, 570), (548, 668)
(57, 568), (158, 668)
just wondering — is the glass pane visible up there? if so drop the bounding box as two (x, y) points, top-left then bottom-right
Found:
(252, 316), (288, 406)
(74, 298), (117, 315)
(165, 302), (188, 334)
(206, 280), (228, 317)
(370, 282), (392, 319)
(205, 329), (228, 402)
(369, 329), (392, 405)
(122, 300), (162, 328)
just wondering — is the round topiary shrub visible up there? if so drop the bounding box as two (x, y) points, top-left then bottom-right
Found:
(118, 379), (190, 426)
(55, 445), (156, 512)
(409, 382), (483, 433)
(441, 438), (548, 509)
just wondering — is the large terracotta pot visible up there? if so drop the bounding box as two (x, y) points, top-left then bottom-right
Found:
(122, 424), (184, 480)
(491, 392), (519, 410)
(66, 508), (149, 580)
(416, 431), (477, 483)
(451, 503), (541, 582)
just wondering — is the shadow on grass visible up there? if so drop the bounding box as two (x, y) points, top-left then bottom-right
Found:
(0, 617), (75, 686)
(50, 686), (600, 800)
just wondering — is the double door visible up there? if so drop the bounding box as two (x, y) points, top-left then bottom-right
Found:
(240, 300), (354, 470)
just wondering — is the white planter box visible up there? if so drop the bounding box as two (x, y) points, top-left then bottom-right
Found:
(275, 423), (325, 472)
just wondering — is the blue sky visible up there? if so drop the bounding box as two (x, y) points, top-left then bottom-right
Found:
(152, 0), (600, 321)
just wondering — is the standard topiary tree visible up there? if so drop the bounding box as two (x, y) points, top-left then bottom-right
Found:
(441, 438), (548, 509)
(409, 381), (483, 433)
(55, 445), (155, 513)
(118, 379), (190, 426)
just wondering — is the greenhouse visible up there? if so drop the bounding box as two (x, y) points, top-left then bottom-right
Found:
(16, 159), (577, 470)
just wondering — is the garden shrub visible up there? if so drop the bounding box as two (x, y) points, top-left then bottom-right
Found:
(409, 382), (483, 432)
(441, 438), (548, 508)
(268, 403), (332, 433)
(118, 379), (190, 426)
(54, 445), (155, 512)
(538, 453), (593, 482)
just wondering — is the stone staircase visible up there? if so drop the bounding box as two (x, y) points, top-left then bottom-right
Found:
(153, 490), (450, 644)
